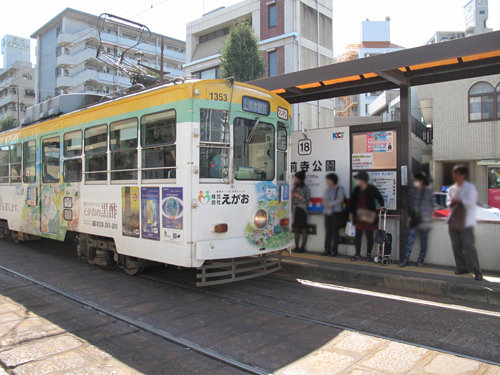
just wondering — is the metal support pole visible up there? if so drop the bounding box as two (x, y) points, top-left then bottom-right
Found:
(160, 36), (164, 84)
(399, 85), (412, 260)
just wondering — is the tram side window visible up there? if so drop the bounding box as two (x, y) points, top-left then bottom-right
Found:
(277, 123), (287, 182)
(9, 143), (22, 184)
(85, 124), (107, 182)
(110, 118), (138, 181)
(23, 140), (36, 183)
(200, 109), (229, 179)
(63, 130), (82, 182)
(141, 110), (176, 180)
(42, 137), (60, 183)
(233, 118), (275, 181)
(0, 146), (9, 184)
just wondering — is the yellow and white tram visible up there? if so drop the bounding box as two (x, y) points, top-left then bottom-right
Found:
(0, 79), (292, 285)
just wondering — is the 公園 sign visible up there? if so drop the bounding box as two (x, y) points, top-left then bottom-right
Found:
(291, 127), (351, 213)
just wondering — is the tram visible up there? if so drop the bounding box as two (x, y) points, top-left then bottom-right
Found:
(0, 79), (293, 285)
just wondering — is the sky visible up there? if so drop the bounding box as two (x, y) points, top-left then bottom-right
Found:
(1, 0), (499, 67)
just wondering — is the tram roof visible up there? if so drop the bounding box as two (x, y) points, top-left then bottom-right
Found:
(248, 30), (500, 104)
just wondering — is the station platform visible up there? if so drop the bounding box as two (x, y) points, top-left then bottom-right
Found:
(280, 251), (500, 308)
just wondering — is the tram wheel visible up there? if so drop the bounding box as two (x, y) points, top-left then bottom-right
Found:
(124, 266), (143, 276)
(87, 247), (96, 265)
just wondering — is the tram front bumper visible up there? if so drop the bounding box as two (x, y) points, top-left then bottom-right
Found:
(195, 237), (291, 261)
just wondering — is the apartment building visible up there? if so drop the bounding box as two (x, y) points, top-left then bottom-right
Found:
(31, 8), (185, 103)
(335, 18), (403, 117)
(185, 0), (335, 130)
(418, 0), (499, 208)
(0, 35), (35, 123)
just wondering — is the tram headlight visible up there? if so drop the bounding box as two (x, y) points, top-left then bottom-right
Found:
(254, 209), (268, 229)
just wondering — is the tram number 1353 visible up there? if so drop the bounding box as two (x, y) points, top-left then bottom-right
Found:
(209, 92), (228, 101)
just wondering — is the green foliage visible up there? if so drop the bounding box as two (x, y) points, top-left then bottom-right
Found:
(0, 114), (18, 132)
(220, 21), (266, 82)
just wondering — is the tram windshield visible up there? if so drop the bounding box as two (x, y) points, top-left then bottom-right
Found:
(233, 117), (275, 181)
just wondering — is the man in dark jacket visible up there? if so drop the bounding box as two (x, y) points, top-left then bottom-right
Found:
(349, 171), (385, 261)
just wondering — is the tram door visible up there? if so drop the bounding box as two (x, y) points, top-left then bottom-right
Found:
(40, 136), (62, 236)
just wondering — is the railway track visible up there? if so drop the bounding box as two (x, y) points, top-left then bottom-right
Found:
(1, 239), (499, 368)
(0, 263), (270, 375)
(140, 271), (500, 367)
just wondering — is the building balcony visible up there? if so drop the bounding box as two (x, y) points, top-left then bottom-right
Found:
(0, 94), (17, 108)
(57, 48), (98, 67)
(69, 69), (131, 88)
(57, 28), (99, 46)
(100, 32), (185, 63)
(56, 76), (73, 88)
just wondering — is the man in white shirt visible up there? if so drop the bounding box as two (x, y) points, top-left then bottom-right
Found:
(446, 164), (483, 281)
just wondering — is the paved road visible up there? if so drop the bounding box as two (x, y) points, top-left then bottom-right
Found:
(0, 238), (499, 374)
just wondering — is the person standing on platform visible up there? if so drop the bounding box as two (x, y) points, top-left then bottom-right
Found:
(292, 171), (310, 253)
(446, 164), (483, 281)
(400, 171), (433, 267)
(349, 171), (385, 261)
(322, 173), (346, 256)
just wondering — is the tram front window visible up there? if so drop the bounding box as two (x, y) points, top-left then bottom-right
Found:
(200, 109), (229, 179)
(233, 118), (275, 181)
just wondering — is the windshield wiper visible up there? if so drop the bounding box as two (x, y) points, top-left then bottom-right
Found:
(245, 117), (260, 143)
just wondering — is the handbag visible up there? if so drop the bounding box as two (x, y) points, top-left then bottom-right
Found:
(409, 210), (422, 228)
(345, 221), (356, 237)
(448, 203), (466, 231)
(356, 208), (377, 224)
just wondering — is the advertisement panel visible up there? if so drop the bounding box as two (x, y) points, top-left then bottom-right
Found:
(161, 187), (184, 244)
(122, 186), (140, 237)
(141, 187), (160, 241)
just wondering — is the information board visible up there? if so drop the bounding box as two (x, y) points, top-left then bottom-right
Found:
(291, 127), (351, 213)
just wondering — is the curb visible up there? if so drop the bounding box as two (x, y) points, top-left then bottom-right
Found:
(281, 257), (500, 307)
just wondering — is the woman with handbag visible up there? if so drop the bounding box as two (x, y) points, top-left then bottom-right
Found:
(446, 164), (483, 281)
(349, 171), (385, 261)
(399, 172), (433, 267)
(322, 173), (346, 256)
(292, 171), (310, 253)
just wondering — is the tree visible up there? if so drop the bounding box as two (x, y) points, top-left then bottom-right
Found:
(220, 21), (266, 82)
(0, 115), (18, 132)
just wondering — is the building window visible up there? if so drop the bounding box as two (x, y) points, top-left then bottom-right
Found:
(468, 81), (495, 122)
(268, 51), (277, 77)
(198, 67), (219, 80)
(268, 4), (277, 28)
(199, 27), (230, 44)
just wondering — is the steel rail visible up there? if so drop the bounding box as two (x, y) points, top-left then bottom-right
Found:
(0, 264), (272, 375)
(140, 273), (500, 367)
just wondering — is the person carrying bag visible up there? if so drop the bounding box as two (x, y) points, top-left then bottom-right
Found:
(446, 164), (483, 281)
(322, 173), (346, 256)
(349, 171), (385, 261)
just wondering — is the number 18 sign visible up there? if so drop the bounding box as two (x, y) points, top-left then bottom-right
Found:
(298, 138), (312, 155)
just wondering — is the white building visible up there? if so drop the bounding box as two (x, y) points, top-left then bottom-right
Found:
(418, 0), (499, 208)
(31, 8), (185, 103)
(335, 18), (403, 117)
(1, 35), (31, 71)
(0, 35), (35, 123)
(184, 0), (335, 130)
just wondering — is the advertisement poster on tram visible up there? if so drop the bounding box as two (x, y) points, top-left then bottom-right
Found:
(122, 186), (140, 238)
(141, 187), (160, 241)
(161, 187), (184, 244)
(291, 127), (351, 213)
